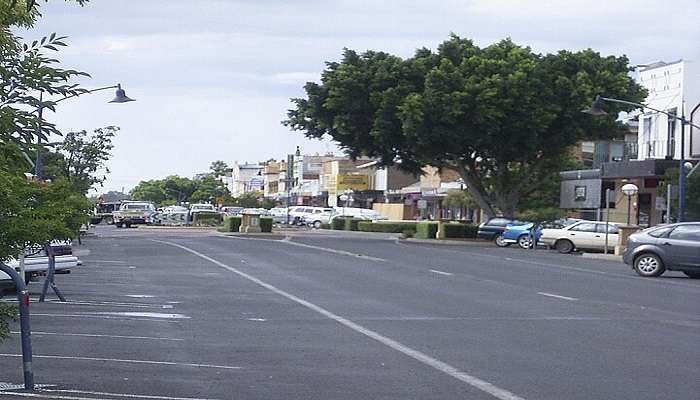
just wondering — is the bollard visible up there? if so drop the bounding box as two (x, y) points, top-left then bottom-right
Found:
(0, 263), (34, 390)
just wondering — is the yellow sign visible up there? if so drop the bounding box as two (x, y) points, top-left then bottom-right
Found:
(336, 174), (369, 191)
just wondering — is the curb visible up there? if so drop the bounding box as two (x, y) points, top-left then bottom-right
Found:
(580, 253), (623, 262)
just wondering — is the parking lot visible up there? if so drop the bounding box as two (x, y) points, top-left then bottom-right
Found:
(1, 226), (699, 400)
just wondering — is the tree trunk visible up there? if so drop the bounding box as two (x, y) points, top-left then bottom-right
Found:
(454, 169), (497, 219)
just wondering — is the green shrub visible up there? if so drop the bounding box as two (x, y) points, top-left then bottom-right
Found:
(415, 222), (438, 239)
(223, 216), (242, 232)
(443, 223), (479, 238)
(331, 217), (348, 230)
(320, 223), (331, 230)
(193, 212), (223, 226)
(402, 229), (415, 238)
(357, 221), (418, 233)
(260, 217), (273, 233)
(344, 217), (360, 231)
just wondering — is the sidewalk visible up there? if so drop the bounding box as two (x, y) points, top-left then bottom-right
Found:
(580, 252), (623, 262)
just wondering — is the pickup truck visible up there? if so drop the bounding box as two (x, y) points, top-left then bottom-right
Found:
(112, 201), (157, 228)
(1, 243), (80, 288)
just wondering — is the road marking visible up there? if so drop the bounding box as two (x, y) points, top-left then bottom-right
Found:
(154, 239), (525, 400)
(1, 389), (222, 400)
(537, 292), (578, 301)
(247, 318), (267, 322)
(227, 235), (386, 262)
(10, 331), (184, 341)
(43, 300), (168, 309)
(40, 389), (223, 400)
(29, 313), (183, 322)
(0, 354), (241, 370)
(82, 312), (189, 319)
(429, 269), (453, 276)
(125, 295), (156, 298)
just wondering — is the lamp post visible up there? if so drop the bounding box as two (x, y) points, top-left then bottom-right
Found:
(35, 84), (135, 178)
(582, 95), (700, 222)
(621, 183), (639, 226)
(339, 194), (349, 216)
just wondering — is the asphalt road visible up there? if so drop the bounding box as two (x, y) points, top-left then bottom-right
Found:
(1, 226), (698, 400)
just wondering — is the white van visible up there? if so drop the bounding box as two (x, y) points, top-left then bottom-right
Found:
(332, 207), (387, 221)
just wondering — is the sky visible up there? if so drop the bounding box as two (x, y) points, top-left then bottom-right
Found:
(24, 0), (700, 194)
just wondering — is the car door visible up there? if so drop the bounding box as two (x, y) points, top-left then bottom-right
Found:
(663, 224), (700, 268)
(594, 223), (619, 251)
(566, 222), (598, 249)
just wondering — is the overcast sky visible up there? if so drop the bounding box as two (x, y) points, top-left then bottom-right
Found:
(26, 0), (700, 194)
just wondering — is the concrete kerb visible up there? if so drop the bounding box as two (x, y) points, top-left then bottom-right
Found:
(580, 252), (624, 262)
(401, 238), (492, 247)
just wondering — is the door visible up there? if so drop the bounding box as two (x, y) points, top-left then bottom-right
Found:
(663, 224), (700, 268)
(566, 222), (598, 249)
(595, 223), (619, 251)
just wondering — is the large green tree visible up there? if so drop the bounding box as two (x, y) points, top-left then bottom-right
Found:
(285, 36), (646, 217)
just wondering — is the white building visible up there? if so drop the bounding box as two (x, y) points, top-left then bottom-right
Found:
(636, 60), (700, 161)
(226, 162), (263, 197)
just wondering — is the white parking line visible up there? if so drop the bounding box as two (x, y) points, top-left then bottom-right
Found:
(429, 269), (454, 276)
(11, 331), (184, 341)
(29, 313), (183, 322)
(229, 235), (386, 262)
(154, 239), (525, 400)
(537, 292), (578, 301)
(41, 388), (223, 400)
(0, 354), (241, 370)
(43, 300), (170, 309)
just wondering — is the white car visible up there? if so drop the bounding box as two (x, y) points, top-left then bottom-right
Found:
(286, 206), (334, 226)
(189, 204), (217, 214)
(540, 220), (620, 253)
(1, 255), (80, 283)
(331, 207), (387, 221)
(303, 210), (338, 228)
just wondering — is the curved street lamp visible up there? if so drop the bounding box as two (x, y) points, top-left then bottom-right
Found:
(35, 83), (135, 177)
(583, 95), (700, 222)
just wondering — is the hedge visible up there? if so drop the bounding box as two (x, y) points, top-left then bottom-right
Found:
(443, 223), (479, 239)
(260, 217), (273, 233)
(320, 223), (331, 230)
(344, 217), (360, 231)
(223, 216), (242, 232)
(331, 217), (348, 230)
(357, 221), (417, 233)
(192, 212), (223, 226)
(415, 222), (438, 239)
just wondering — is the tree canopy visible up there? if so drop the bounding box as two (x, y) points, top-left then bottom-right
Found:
(285, 36), (646, 217)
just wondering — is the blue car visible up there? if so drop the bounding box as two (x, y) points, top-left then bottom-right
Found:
(501, 222), (542, 249)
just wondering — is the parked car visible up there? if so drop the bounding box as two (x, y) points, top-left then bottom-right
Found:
(112, 201), (157, 228)
(477, 218), (527, 247)
(269, 207), (291, 224)
(623, 222), (700, 278)
(540, 220), (620, 253)
(1, 242), (80, 287)
(303, 210), (338, 228)
(288, 206), (334, 225)
(502, 218), (582, 249)
(331, 207), (387, 221)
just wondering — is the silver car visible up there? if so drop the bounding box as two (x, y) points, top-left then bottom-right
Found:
(623, 222), (700, 278)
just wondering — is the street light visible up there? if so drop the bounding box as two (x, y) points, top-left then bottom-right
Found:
(621, 183), (639, 225)
(582, 95), (700, 222)
(35, 83), (135, 178)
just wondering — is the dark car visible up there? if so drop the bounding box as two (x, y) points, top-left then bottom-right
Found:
(623, 222), (700, 278)
(477, 218), (526, 247)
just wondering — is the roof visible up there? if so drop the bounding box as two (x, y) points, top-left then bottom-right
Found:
(639, 60), (683, 72)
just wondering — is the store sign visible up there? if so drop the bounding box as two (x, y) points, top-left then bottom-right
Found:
(336, 174), (369, 191)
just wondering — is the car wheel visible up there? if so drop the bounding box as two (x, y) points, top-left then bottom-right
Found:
(116, 222), (123, 228)
(634, 253), (666, 277)
(125, 222), (132, 228)
(682, 271), (700, 279)
(494, 234), (510, 247)
(313, 221), (322, 229)
(517, 234), (533, 249)
(554, 239), (574, 254)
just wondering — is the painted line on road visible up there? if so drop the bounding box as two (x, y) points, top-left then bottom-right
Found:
(227, 235), (386, 262)
(29, 313), (183, 323)
(154, 239), (525, 400)
(41, 389), (223, 400)
(429, 269), (454, 276)
(43, 300), (172, 309)
(537, 292), (578, 301)
(11, 331), (184, 341)
(0, 354), (241, 370)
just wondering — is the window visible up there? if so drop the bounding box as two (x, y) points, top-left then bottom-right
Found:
(648, 226), (674, 238)
(574, 186), (586, 201)
(596, 224), (619, 234)
(570, 222), (597, 232)
(668, 225), (700, 241)
(488, 218), (511, 226)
